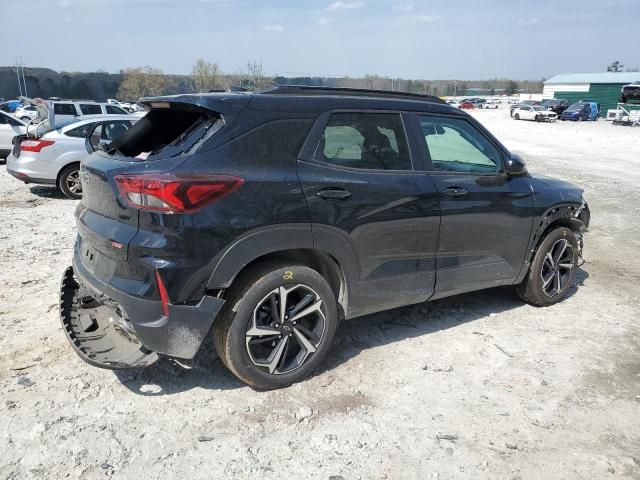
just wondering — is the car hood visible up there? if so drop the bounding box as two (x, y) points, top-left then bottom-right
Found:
(528, 173), (584, 201)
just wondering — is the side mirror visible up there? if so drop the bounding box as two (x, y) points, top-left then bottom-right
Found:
(507, 154), (528, 176)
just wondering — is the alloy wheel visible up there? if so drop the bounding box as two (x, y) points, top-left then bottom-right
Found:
(540, 238), (574, 297)
(65, 170), (82, 194)
(245, 284), (326, 375)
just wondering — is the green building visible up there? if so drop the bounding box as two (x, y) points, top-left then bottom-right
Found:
(543, 72), (640, 117)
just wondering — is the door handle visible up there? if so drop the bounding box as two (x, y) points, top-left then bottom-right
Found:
(317, 188), (352, 200)
(442, 187), (469, 198)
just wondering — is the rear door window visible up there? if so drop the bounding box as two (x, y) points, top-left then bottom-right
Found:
(54, 103), (78, 116)
(80, 104), (102, 115)
(315, 112), (412, 171)
(419, 115), (502, 173)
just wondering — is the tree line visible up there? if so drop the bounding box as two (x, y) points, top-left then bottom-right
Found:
(116, 59), (542, 99)
(0, 62), (544, 102)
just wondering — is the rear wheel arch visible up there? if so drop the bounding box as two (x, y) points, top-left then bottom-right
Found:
(213, 248), (349, 321)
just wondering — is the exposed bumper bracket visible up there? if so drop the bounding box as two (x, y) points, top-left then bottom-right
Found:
(60, 266), (159, 369)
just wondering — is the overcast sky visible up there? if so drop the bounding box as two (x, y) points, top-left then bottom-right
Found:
(1, 0), (638, 79)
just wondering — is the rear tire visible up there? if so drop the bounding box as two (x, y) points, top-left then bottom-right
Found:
(213, 262), (338, 390)
(516, 227), (578, 307)
(58, 164), (83, 199)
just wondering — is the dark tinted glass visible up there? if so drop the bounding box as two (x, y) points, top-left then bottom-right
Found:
(65, 123), (94, 138)
(80, 104), (102, 115)
(54, 103), (77, 115)
(315, 112), (411, 171)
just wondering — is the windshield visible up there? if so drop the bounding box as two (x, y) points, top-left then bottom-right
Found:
(532, 106), (547, 111)
(566, 103), (585, 112)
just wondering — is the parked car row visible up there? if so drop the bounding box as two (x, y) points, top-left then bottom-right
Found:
(511, 99), (600, 122)
(447, 98), (501, 110)
(2, 98), (139, 123)
(16, 100), (129, 123)
(2, 96), (139, 198)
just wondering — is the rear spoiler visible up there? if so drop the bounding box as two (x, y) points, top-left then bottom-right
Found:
(138, 93), (251, 118)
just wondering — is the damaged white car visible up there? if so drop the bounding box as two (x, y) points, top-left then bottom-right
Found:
(513, 105), (557, 122)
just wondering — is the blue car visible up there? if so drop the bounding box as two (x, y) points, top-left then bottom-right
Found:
(560, 101), (600, 121)
(0, 100), (23, 113)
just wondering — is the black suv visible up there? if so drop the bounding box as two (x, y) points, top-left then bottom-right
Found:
(60, 86), (590, 389)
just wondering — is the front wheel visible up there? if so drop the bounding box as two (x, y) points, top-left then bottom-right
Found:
(214, 263), (338, 389)
(514, 113), (520, 120)
(535, 115), (541, 122)
(516, 227), (578, 306)
(58, 164), (82, 199)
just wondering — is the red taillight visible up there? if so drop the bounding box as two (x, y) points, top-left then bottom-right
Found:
(114, 173), (244, 213)
(20, 139), (55, 152)
(155, 270), (170, 317)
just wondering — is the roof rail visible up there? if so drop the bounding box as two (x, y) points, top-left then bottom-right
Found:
(262, 85), (446, 104)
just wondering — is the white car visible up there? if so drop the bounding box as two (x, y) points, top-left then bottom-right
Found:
(478, 100), (499, 109)
(513, 105), (558, 122)
(107, 99), (141, 113)
(51, 101), (130, 123)
(0, 111), (27, 158)
(14, 105), (39, 123)
(7, 115), (136, 199)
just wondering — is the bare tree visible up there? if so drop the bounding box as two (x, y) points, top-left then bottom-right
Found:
(117, 66), (167, 100)
(191, 58), (221, 92)
(241, 60), (272, 90)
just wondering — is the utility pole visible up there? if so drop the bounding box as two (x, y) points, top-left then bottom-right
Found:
(16, 58), (23, 96)
(20, 57), (28, 97)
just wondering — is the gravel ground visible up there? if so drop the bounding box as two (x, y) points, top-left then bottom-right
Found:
(1, 108), (639, 480)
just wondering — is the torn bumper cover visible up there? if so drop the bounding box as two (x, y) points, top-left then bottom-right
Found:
(60, 257), (225, 369)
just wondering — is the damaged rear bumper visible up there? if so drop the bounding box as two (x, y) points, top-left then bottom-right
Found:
(60, 252), (225, 369)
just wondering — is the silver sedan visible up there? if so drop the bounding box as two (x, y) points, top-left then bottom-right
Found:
(7, 115), (135, 199)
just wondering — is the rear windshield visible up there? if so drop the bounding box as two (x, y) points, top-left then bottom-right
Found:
(106, 107), (223, 160)
(27, 118), (80, 138)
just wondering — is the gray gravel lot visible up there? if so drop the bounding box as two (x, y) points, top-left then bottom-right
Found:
(1, 108), (639, 479)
